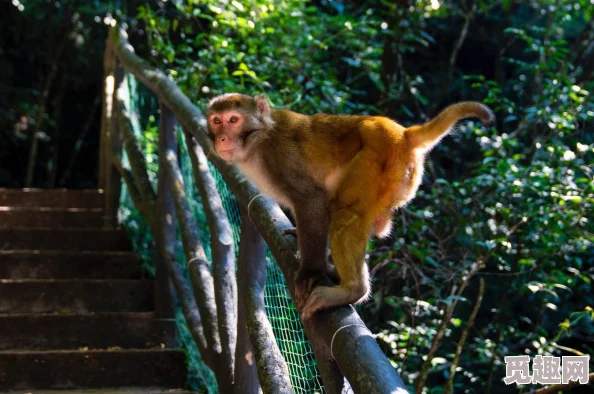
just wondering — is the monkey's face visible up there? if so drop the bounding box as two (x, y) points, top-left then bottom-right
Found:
(207, 110), (250, 161)
(206, 94), (273, 163)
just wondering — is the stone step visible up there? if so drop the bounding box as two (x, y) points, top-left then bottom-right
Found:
(0, 251), (143, 279)
(0, 189), (104, 208)
(0, 228), (132, 251)
(0, 312), (175, 350)
(0, 207), (104, 228)
(0, 349), (187, 390)
(0, 279), (154, 314)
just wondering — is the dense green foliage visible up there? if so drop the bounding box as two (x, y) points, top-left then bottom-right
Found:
(1, 0), (593, 393)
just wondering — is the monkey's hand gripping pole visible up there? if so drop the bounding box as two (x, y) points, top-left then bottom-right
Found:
(110, 25), (409, 394)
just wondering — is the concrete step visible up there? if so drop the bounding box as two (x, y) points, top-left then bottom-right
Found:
(0, 279), (154, 314)
(0, 312), (176, 350)
(0, 251), (143, 279)
(0, 228), (132, 251)
(0, 349), (187, 390)
(0, 189), (104, 208)
(0, 207), (104, 228)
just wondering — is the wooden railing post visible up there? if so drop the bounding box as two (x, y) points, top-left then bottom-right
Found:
(103, 59), (124, 228)
(235, 206), (292, 394)
(154, 101), (177, 320)
(98, 30), (113, 190)
(234, 289), (261, 394)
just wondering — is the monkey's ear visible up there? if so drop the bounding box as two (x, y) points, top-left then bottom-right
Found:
(254, 94), (272, 115)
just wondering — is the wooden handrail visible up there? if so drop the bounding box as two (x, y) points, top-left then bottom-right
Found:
(104, 25), (409, 394)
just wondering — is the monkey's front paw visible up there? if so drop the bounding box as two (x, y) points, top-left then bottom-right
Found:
(301, 288), (330, 320)
(283, 227), (297, 237)
(294, 270), (327, 311)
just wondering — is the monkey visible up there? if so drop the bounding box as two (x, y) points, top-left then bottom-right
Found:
(205, 93), (494, 319)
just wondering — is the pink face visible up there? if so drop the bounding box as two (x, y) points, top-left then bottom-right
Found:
(208, 110), (245, 162)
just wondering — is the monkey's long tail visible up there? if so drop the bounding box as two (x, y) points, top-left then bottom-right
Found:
(405, 102), (495, 151)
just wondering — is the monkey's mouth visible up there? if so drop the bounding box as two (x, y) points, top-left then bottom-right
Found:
(218, 149), (236, 161)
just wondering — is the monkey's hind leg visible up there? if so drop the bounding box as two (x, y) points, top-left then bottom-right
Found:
(301, 210), (371, 320)
(301, 148), (385, 319)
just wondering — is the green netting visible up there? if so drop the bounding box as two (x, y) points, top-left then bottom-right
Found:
(119, 75), (325, 393)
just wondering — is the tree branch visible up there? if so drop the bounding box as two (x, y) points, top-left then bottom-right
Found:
(415, 261), (485, 394)
(444, 278), (485, 394)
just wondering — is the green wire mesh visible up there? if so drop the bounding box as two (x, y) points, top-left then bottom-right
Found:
(119, 75), (325, 394)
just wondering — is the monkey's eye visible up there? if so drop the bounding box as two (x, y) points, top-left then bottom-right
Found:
(229, 116), (238, 123)
(213, 117), (222, 125)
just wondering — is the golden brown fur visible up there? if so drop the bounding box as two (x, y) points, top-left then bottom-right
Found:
(206, 94), (494, 319)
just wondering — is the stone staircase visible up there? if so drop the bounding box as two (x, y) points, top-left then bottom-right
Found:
(0, 189), (192, 393)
